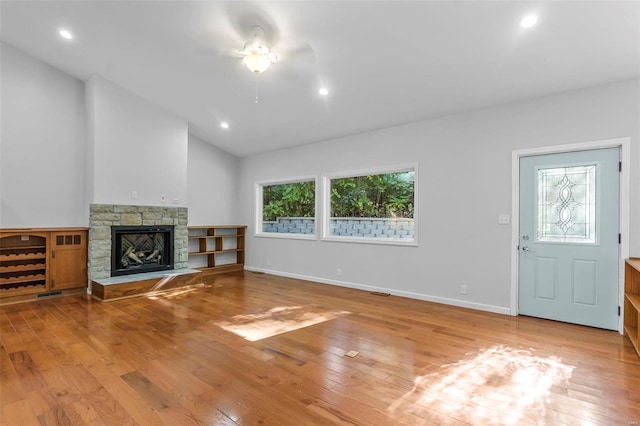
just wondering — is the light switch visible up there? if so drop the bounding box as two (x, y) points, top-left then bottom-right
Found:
(498, 214), (510, 225)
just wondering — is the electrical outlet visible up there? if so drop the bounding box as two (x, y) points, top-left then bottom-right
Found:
(498, 214), (510, 225)
(460, 285), (467, 295)
(172, 198), (179, 204)
(336, 268), (342, 276)
(266, 258), (271, 266)
(131, 190), (138, 199)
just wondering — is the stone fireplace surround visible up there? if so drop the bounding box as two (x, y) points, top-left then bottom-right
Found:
(89, 204), (188, 284)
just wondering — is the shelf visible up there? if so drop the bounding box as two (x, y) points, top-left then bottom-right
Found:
(0, 245), (46, 251)
(627, 293), (640, 311)
(0, 252), (46, 261)
(187, 225), (246, 274)
(0, 274), (46, 285)
(187, 225), (245, 230)
(196, 264), (244, 274)
(188, 234), (239, 239)
(624, 325), (639, 355)
(624, 258), (640, 358)
(0, 263), (46, 273)
(0, 283), (47, 298)
(188, 249), (243, 256)
(627, 258), (640, 272)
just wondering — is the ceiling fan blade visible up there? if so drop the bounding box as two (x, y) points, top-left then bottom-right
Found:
(194, 3), (280, 59)
(276, 40), (316, 64)
(224, 2), (281, 46)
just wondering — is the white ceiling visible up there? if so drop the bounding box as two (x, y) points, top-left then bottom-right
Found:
(1, 1), (639, 157)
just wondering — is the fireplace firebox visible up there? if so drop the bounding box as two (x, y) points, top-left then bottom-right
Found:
(111, 226), (174, 276)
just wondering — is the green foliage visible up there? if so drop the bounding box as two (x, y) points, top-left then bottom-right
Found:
(261, 171), (414, 221)
(331, 171), (414, 218)
(262, 181), (315, 221)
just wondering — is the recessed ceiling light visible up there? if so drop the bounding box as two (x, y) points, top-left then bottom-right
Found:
(520, 15), (538, 28)
(220, 122), (229, 129)
(59, 29), (73, 40)
(318, 88), (329, 96)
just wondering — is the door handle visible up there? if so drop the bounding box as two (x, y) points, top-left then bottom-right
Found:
(521, 246), (535, 252)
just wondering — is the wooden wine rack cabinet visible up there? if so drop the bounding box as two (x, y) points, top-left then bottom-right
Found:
(0, 228), (88, 305)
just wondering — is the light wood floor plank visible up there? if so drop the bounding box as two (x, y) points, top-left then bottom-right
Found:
(0, 271), (638, 425)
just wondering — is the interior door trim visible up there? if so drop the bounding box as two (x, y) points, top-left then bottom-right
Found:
(510, 138), (630, 334)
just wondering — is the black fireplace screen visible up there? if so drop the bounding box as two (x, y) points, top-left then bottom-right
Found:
(111, 226), (174, 276)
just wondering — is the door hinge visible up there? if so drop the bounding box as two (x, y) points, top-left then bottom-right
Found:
(52, 250), (56, 259)
(619, 161), (622, 172)
(51, 279), (55, 288)
(619, 233), (622, 244)
(618, 306), (621, 316)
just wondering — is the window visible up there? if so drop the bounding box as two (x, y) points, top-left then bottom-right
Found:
(323, 165), (416, 244)
(256, 178), (316, 238)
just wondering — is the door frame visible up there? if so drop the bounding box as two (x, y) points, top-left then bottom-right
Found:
(510, 137), (630, 334)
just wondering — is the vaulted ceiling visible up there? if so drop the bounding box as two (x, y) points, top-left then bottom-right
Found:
(2, 1), (638, 157)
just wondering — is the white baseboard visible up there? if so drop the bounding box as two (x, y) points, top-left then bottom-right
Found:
(244, 266), (511, 316)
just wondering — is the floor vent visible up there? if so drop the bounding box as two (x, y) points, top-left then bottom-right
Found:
(36, 290), (63, 298)
(370, 291), (390, 297)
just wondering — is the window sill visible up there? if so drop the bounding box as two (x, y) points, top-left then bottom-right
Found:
(321, 236), (417, 246)
(255, 232), (317, 241)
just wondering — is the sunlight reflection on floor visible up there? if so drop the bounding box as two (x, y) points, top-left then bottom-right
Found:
(388, 345), (574, 424)
(146, 283), (206, 300)
(217, 305), (351, 341)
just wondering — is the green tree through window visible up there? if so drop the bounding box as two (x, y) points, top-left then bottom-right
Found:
(330, 171), (414, 218)
(258, 168), (415, 241)
(262, 181), (315, 222)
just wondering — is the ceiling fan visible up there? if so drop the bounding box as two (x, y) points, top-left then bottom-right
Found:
(217, 4), (316, 75)
(206, 5), (316, 102)
(240, 25), (278, 74)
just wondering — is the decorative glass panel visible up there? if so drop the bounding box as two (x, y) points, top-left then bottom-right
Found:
(537, 165), (596, 243)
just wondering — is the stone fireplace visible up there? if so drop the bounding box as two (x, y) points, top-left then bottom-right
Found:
(111, 225), (174, 276)
(88, 204), (188, 283)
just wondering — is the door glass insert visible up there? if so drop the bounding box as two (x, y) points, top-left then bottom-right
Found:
(537, 164), (596, 243)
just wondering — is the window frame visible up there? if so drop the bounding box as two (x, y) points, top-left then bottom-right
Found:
(255, 175), (319, 240)
(321, 164), (418, 246)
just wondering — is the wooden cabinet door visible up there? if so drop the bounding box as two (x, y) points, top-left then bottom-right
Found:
(50, 231), (87, 290)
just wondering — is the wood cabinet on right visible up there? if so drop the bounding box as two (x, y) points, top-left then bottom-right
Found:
(624, 258), (640, 357)
(50, 231), (88, 290)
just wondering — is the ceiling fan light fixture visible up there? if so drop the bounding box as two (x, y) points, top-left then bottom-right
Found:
(243, 52), (272, 73)
(59, 29), (73, 40)
(520, 14), (538, 28)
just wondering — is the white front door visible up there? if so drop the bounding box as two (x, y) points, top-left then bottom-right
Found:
(518, 148), (620, 330)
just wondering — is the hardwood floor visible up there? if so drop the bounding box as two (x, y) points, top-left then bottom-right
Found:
(1, 271), (639, 425)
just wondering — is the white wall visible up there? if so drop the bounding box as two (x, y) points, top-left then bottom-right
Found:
(0, 42), (86, 227)
(85, 75), (188, 207)
(2, 44), (239, 229)
(187, 134), (239, 225)
(238, 78), (640, 313)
